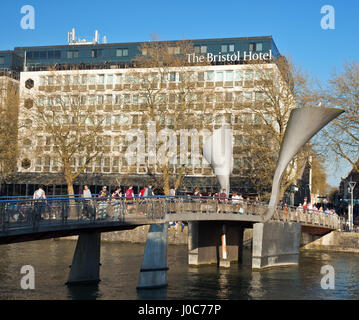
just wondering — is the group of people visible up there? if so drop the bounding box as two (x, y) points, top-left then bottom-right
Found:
(80, 184), (156, 220)
(295, 201), (338, 216)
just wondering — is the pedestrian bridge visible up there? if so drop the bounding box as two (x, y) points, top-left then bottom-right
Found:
(0, 195), (344, 244)
(0, 195), (346, 289)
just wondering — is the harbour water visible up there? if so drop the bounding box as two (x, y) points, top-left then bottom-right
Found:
(0, 239), (358, 300)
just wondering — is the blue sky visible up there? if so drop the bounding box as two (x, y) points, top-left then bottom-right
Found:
(1, 0), (358, 186)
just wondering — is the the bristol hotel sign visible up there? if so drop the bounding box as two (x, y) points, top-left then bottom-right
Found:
(187, 50), (272, 63)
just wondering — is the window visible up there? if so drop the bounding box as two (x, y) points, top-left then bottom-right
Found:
(116, 48), (129, 57)
(91, 49), (103, 58)
(235, 70), (242, 81)
(194, 45), (200, 54)
(98, 74), (105, 84)
(81, 75), (87, 84)
(201, 45), (207, 54)
(236, 91), (243, 102)
(221, 45), (228, 53)
(0, 57), (4, 65)
(73, 76), (79, 85)
(255, 92), (264, 101)
(105, 95), (113, 104)
(67, 50), (79, 59)
(169, 72), (176, 82)
(198, 72), (204, 81)
(225, 71), (233, 81)
(249, 42), (263, 51)
(89, 96), (95, 105)
(48, 76), (54, 85)
(244, 70), (253, 81)
(133, 95), (138, 105)
(115, 74), (122, 84)
(215, 72), (223, 81)
(107, 74), (113, 84)
(115, 95), (121, 104)
(244, 92), (252, 101)
(168, 47), (180, 54)
(89, 75), (96, 85)
(206, 71), (214, 81)
(225, 92), (233, 102)
(221, 44), (235, 53)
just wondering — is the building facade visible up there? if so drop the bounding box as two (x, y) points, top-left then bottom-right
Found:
(0, 35), (293, 196)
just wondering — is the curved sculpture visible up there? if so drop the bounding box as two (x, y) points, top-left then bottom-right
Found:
(262, 107), (344, 221)
(203, 124), (233, 193)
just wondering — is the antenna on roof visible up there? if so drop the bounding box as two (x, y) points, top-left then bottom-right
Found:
(67, 28), (106, 45)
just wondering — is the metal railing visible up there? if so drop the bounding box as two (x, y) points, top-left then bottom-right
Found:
(0, 195), (346, 234)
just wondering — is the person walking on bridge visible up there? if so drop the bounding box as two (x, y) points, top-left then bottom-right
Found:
(97, 186), (110, 219)
(33, 185), (46, 228)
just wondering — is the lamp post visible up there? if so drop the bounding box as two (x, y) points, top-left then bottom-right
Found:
(348, 181), (356, 232)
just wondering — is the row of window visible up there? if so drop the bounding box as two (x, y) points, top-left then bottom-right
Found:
(24, 110), (271, 132)
(37, 90), (267, 107)
(25, 48), (129, 60)
(25, 42), (264, 61)
(38, 69), (272, 86)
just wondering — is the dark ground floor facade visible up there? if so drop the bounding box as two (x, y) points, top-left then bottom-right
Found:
(0, 172), (258, 198)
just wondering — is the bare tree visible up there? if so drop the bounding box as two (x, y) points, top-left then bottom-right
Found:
(235, 57), (315, 200)
(21, 71), (105, 195)
(319, 61), (359, 173)
(0, 76), (19, 184)
(127, 35), (212, 195)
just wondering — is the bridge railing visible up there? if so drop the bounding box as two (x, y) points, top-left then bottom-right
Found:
(0, 196), (170, 233)
(272, 206), (346, 230)
(0, 195), (346, 234)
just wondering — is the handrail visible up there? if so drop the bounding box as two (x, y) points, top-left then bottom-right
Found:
(0, 195), (345, 236)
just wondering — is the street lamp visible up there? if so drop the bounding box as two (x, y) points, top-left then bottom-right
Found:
(348, 181), (356, 231)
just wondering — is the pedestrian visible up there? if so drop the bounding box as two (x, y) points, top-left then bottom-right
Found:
(140, 186), (147, 197)
(125, 186), (135, 211)
(112, 186), (122, 220)
(33, 185), (47, 224)
(232, 192), (241, 214)
(97, 186), (110, 219)
(144, 185), (154, 197)
(82, 185), (93, 219)
(218, 189), (227, 213)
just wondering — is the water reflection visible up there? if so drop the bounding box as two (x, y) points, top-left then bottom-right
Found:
(1, 240), (359, 299)
(249, 271), (264, 299)
(67, 283), (100, 300)
(216, 269), (230, 299)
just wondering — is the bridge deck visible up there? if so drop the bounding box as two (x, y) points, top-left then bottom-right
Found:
(0, 196), (345, 244)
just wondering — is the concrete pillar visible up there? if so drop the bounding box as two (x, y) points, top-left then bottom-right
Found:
(188, 221), (218, 265)
(252, 221), (301, 269)
(137, 223), (169, 289)
(188, 222), (244, 266)
(66, 232), (101, 285)
(219, 224), (230, 268)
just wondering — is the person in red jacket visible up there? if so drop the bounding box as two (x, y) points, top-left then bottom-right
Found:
(125, 186), (134, 200)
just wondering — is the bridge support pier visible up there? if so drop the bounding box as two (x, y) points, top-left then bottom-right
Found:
(252, 221), (301, 269)
(188, 222), (244, 266)
(66, 232), (101, 285)
(137, 223), (168, 289)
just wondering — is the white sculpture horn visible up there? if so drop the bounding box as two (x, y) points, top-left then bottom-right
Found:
(263, 107), (344, 222)
(203, 124), (233, 193)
